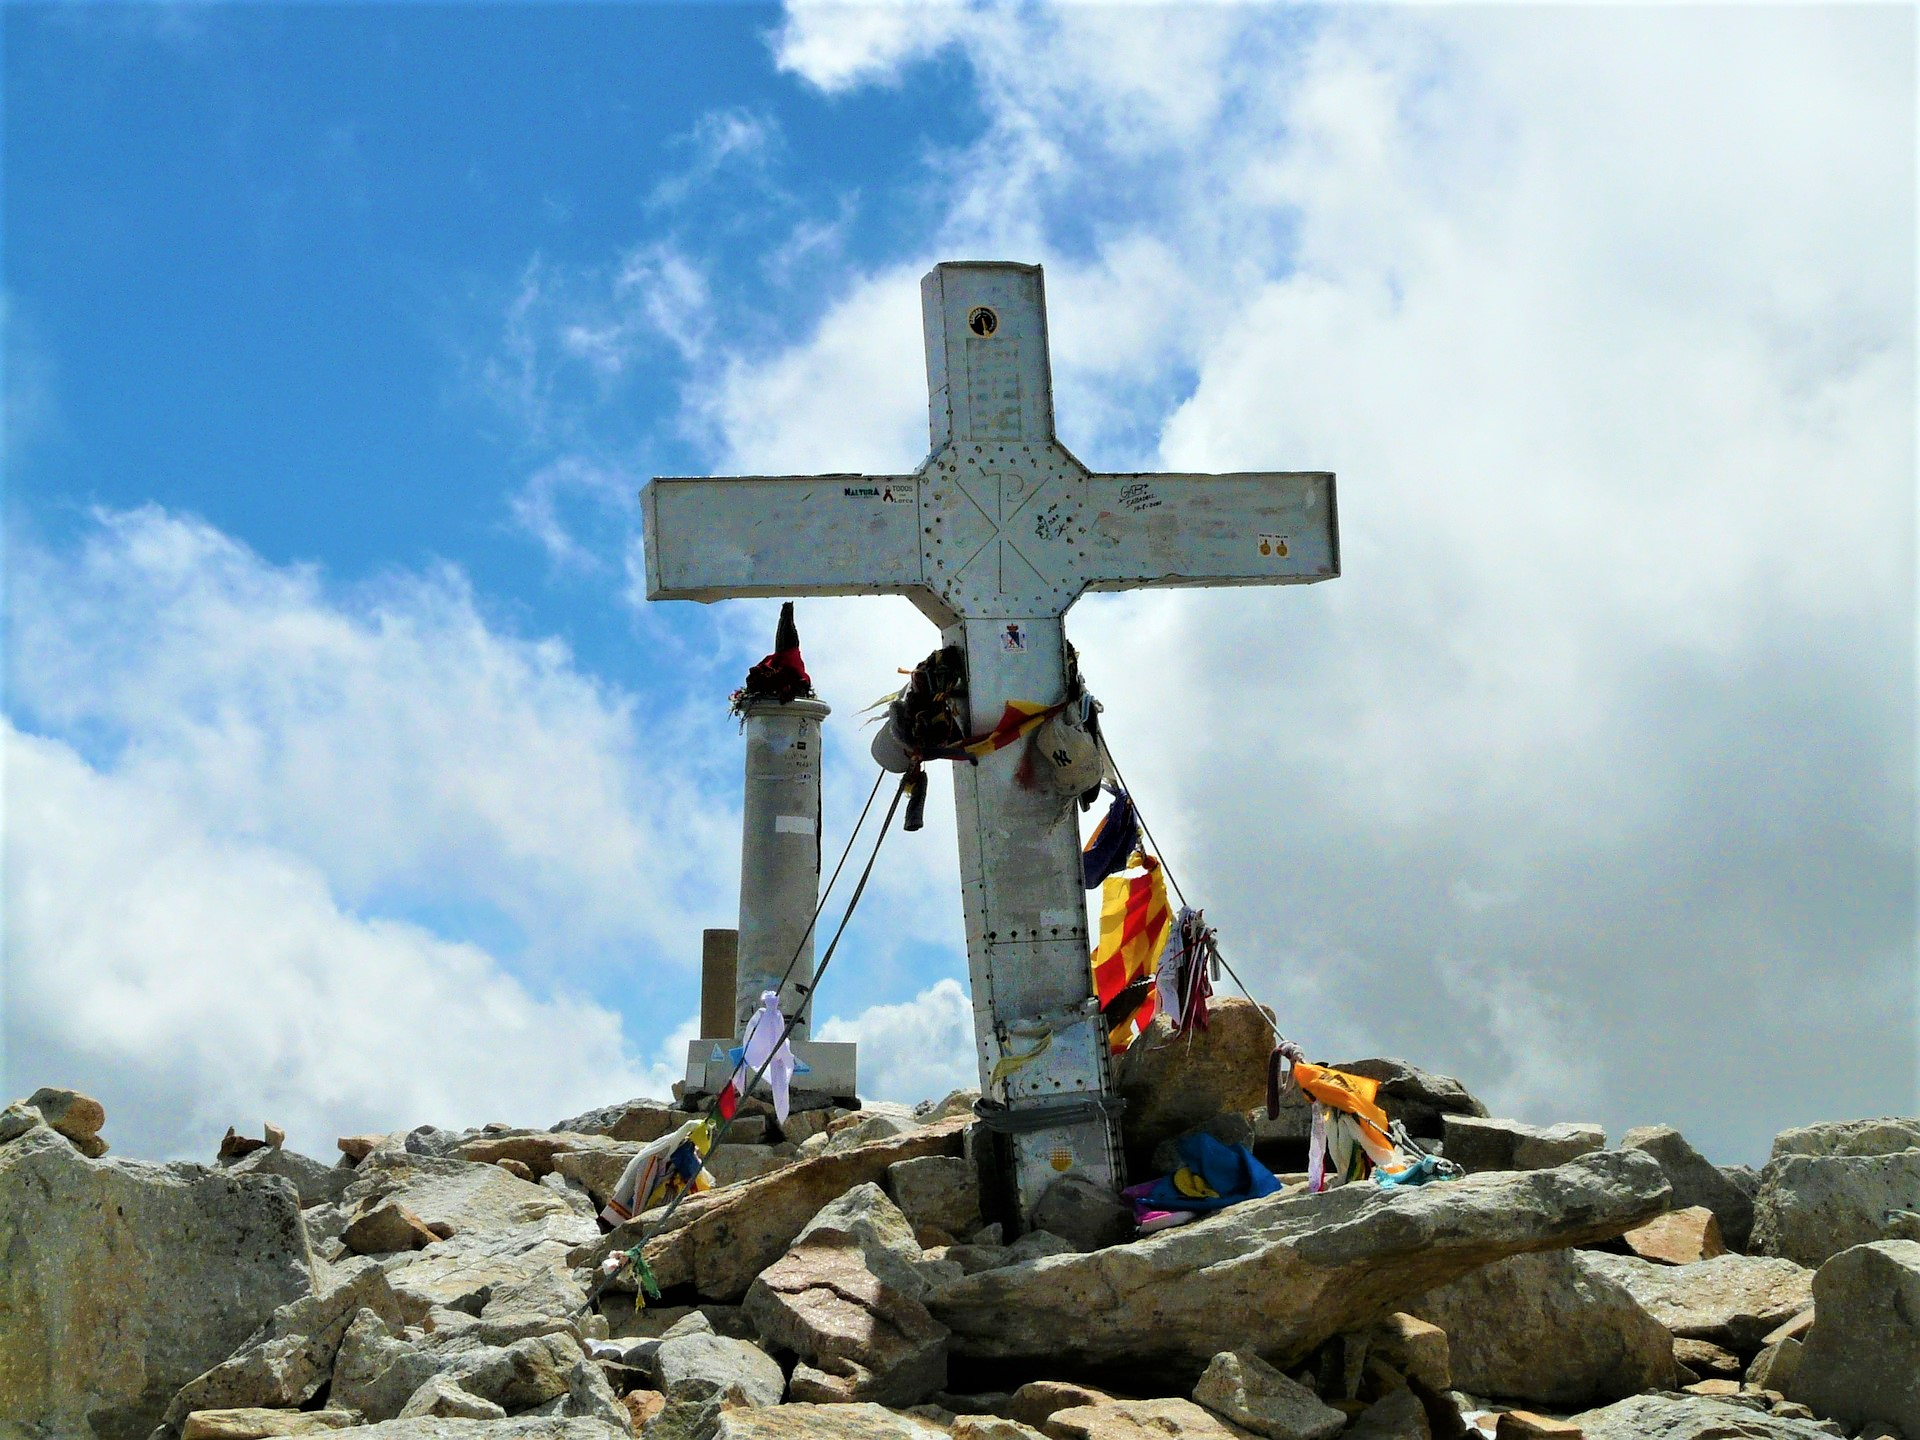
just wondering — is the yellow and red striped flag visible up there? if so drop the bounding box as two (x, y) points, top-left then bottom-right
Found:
(1090, 856), (1173, 1053)
(959, 699), (1067, 759)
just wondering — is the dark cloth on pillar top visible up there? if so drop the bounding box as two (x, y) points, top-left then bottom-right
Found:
(734, 601), (815, 709)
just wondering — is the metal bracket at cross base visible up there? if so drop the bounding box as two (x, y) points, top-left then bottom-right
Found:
(641, 261), (1339, 1226)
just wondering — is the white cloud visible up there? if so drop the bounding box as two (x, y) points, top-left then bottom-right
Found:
(651, 107), (783, 210)
(689, 4), (1915, 1162)
(4, 719), (666, 1161)
(817, 977), (978, 1104)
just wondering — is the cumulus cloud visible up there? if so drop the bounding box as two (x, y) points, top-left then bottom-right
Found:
(3, 507), (742, 1157)
(817, 978), (978, 1104)
(701, 3), (1913, 1161)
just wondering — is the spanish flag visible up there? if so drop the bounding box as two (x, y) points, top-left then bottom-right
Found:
(1090, 856), (1173, 1053)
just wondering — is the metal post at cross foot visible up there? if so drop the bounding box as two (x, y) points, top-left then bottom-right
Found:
(641, 261), (1339, 1223)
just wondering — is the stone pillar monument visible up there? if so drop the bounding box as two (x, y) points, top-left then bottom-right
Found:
(684, 605), (858, 1100)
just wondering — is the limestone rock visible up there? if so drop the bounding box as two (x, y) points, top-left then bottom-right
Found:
(1028, 1172), (1134, 1252)
(1623, 1125), (1758, 1252)
(929, 1149), (1671, 1373)
(396, 1373), (508, 1419)
(1746, 1336), (1802, 1392)
(1192, 1351), (1344, 1439)
(825, 1111), (921, 1153)
(1345, 1389), (1430, 1440)
(180, 1409), (359, 1437)
(1046, 1398), (1262, 1439)
(787, 1182), (963, 1298)
(915, 1089), (982, 1123)
(1492, 1414), (1582, 1438)
(655, 1330), (785, 1407)
(1006, 1381), (1121, 1428)
(1580, 1252), (1814, 1350)
(453, 1130), (621, 1179)
(1262, 1059), (1487, 1146)
(1749, 1147), (1920, 1267)
(339, 1133), (391, 1163)
(704, 1143), (797, 1188)
(1788, 1239), (1920, 1439)
(781, 1106), (855, 1146)
(1113, 998), (1275, 1164)
(1, 1100), (46, 1144)
(744, 1234), (949, 1405)
(1769, 1115), (1920, 1159)
(229, 1145), (358, 1209)
(709, 1403), (949, 1437)
(1408, 1249), (1674, 1406)
(343, 1198), (442, 1254)
(550, 1096), (682, 1143)
(0, 1124), (314, 1440)
(591, 1113), (971, 1302)
(340, 1419), (630, 1438)
(1671, 1337), (1742, 1379)
(1366, 1314), (1451, 1393)
(1571, 1392), (1841, 1438)
(887, 1155), (983, 1238)
(159, 1256), (420, 1432)
(346, 1151), (603, 1317)
(24, 1084), (105, 1150)
(329, 1307), (584, 1423)
(953, 1420), (1047, 1440)
(1439, 1117), (1603, 1174)
(1623, 1207), (1726, 1266)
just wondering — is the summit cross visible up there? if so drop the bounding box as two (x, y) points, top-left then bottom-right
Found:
(642, 261), (1338, 1220)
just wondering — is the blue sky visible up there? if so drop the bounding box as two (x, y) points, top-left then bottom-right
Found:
(4, 3), (1913, 1166)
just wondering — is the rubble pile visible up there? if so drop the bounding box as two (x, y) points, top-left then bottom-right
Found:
(3, 1004), (1917, 1440)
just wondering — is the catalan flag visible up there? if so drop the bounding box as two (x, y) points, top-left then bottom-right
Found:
(1090, 855), (1174, 1053)
(957, 699), (1067, 759)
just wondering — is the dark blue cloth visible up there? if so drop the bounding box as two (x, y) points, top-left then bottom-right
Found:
(1138, 1131), (1282, 1213)
(1082, 789), (1140, 890)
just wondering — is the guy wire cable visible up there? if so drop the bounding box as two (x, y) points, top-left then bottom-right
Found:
(1096, 730), (1292, 1052)
(583, 767), (907, 1312)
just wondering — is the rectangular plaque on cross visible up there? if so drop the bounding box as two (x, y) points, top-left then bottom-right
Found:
(642, 261), (1338, 1220)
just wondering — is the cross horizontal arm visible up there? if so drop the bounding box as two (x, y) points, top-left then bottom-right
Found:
(643, 474), (927, 602)
(1081, 471), (1339, 591)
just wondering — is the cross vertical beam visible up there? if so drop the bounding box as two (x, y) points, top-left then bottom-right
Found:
(641, 260), (1339, 1227)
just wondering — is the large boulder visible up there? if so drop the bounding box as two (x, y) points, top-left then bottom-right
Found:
(1047, 1399), (1262, 1439)
(1192, 1351), (1344, 1439)
(654, 1330), (785, 1407)
(328, 1307), (591, 1423)
(548, 1097), (682, 1143)
(451, 1131), (623, 1180)
(1622, 1125), (1759, 1251)
(710, 1404), (948, 1438)
(1578, 1252), (1814, 1350)
(1408, 1249), (1674, 1406)
(1789, 1239), (1920, 1439)
(227, 1146), (357, 1209)
(24, 1086), (108, 1157)
(1750, 1145), (1920, 1268)
(340, 1152), (603, 1318)
(325, 1419), (629, 1438)
(1439, 1117), (1603, 1174)
(1113, 999), (1275, 1165)
(0, 1125), (314, 1440)
(1768, 1116), (1920, 1158)
(1621, 1206), (1726, 1265)
(1261, 1058), (1487, 1147)
(158, 1256), (422, 1434)
(928, 1149), (1670, 1374)
(1570, 1392), (1842, 1438)
(886, 1155), (983, 1239)
(742, 1184), (952, 1405)
(584, 1113), (971, 1302)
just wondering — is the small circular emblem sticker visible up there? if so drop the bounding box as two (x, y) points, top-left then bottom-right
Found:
(967, 305), (998, 337)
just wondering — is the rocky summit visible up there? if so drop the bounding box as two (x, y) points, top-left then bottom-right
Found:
(3, 1017), (1917, 1440)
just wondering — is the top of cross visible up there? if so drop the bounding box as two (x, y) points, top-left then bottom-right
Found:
(643, 261), (1336, 624)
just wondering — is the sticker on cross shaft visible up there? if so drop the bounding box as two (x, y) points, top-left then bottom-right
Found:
(1000, 622), (1028, 652)
(968, 306), (999, 337)
(1258, 533), (1290, 558)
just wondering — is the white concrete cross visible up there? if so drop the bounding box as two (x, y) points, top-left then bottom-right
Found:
(643, 262), (1338, 1219)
